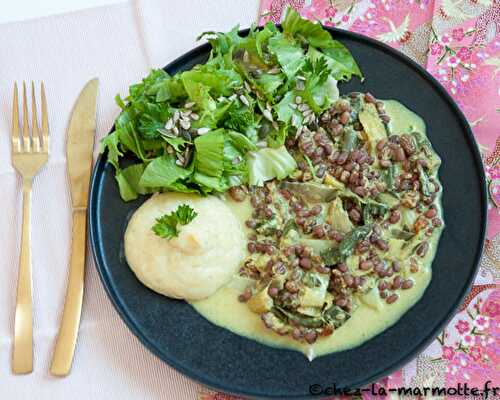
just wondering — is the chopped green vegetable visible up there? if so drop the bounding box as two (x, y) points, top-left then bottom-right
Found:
(342, 127), (358, 152)
(321, 225), (372, 265)
(417, 164), (431, 197)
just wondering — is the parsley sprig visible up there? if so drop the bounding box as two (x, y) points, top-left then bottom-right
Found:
(152, 204), (198, 240)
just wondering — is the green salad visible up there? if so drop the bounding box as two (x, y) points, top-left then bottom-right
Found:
(101, 8), (361, 201)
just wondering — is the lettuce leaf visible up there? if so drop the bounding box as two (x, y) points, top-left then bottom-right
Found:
(268, 33), (305, 79)
(194, 130), (225, 177)
(139, 155), (192, 188)
(282, 7), (336, 49)
(283, 8), (362, 81)
(248, 146), (297, 186)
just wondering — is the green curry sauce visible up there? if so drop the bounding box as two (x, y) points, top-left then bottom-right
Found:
(190, 99), (443, 360)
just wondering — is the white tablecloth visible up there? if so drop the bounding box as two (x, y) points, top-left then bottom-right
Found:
(0, 1), (259, 398)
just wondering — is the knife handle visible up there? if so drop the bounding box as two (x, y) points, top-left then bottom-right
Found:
(50, 209), (87, 377)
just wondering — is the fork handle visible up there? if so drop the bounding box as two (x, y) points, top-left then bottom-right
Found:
(50, 209), (87, 376)
(13, 179), (33, 374)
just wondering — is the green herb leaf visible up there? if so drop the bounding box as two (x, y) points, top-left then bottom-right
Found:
(175, 204), (198, 225)
(152, 204), (198, 240)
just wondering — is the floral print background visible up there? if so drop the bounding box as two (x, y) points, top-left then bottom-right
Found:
(200, 0), (499, 398)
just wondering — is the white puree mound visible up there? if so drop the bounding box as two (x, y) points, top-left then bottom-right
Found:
(125, 193), (246, 300)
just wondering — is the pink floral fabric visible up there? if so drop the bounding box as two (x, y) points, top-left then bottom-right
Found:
(200, 0), (499, 398)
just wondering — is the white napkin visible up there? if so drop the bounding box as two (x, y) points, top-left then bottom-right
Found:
(0, 1), (259, 399)
(136, 0), (258, 67)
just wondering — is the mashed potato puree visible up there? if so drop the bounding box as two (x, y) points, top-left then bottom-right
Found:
(124, 193), (246, 300)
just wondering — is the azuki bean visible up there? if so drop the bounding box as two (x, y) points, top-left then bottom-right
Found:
(392, 146), (406, 161)
(386, 293), (399, 304)
(389, 210), (401, 224)
(402, 279), (414, 289)
(339, 111), (350, 125)
(336, 152), (349, 165)
(425, 208), (437, 218)
(375, 239), (389, 251)
(392, 276), (402, 290)
(247, 242), (256, 253)
(364, 92), (376, 103)
(299, 257), (312, 270)
(304, 330), (318, 344)
(359, 260), (373, 271)
(238, 287), (252, 302)
(285, 281), (299, 294)
(268, 286), (279, 298)
(416, 241), (429, 257)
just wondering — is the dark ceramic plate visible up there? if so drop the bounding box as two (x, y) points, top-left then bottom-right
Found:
(89, 28), (487, 399)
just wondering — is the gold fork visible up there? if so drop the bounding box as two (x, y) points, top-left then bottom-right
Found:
(11, 82), (49, 374)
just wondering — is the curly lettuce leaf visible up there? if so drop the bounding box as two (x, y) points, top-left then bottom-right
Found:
(267, 33), (305, 79)
(248, 146), (297, 186)
(139, 155), (193, 188)
(194, 130), (225, 177)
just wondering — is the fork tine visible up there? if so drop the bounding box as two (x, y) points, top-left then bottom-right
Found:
(11, 83), (21, 153)
(41, 82), (49, 152)
(31, 82), (41, 152)
(21, 82), (31, 152)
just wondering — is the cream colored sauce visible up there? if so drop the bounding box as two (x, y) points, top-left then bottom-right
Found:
(190, 100), (444, 360)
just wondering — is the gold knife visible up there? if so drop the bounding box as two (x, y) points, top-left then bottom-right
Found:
(50, 78), (99, 376)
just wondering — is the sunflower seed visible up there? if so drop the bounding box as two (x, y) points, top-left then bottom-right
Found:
(298, 104), (309, 112)
(197, 127), (210, 135)
(243, 50), (250, 63)
(239, 95), (250, 107)
(181, 110), (192, 118)
(263, 109), (274, 122)
(256, 140), (267, 148)
(303, 109), (313, 117)
(229, 94), (237, 101)
(272, 121), (279, 131)
(165, 118), (174, 130)
(185, 102), (195, 109)
(180, 119), (191, 130)
(266, 102), (272, 111)
(190, 113), (199, 121)
(295, 96), (303, 104)
(296, 75), (306, 81)
(183, 148), (193, 165)
(173, 126), (179, 135)
(244, 81), (252, 92)
(268, 66), (281, 74)
(289, 103), (298, 109)
(217, 96), (226, 102)
(166, 146), (175, 154)
(175, 159), (184, 166)
(173, 111), (180, 122)
(232, 156), (242, 165)
(296, 81), (305, 91)
(295, 126), (303, 139)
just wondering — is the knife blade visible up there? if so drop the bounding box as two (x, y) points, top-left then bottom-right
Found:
(67, 79), (99, 208)
(50, 78), (99, 376)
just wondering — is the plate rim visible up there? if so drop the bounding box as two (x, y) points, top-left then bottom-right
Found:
(89, 26), (488, 399)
